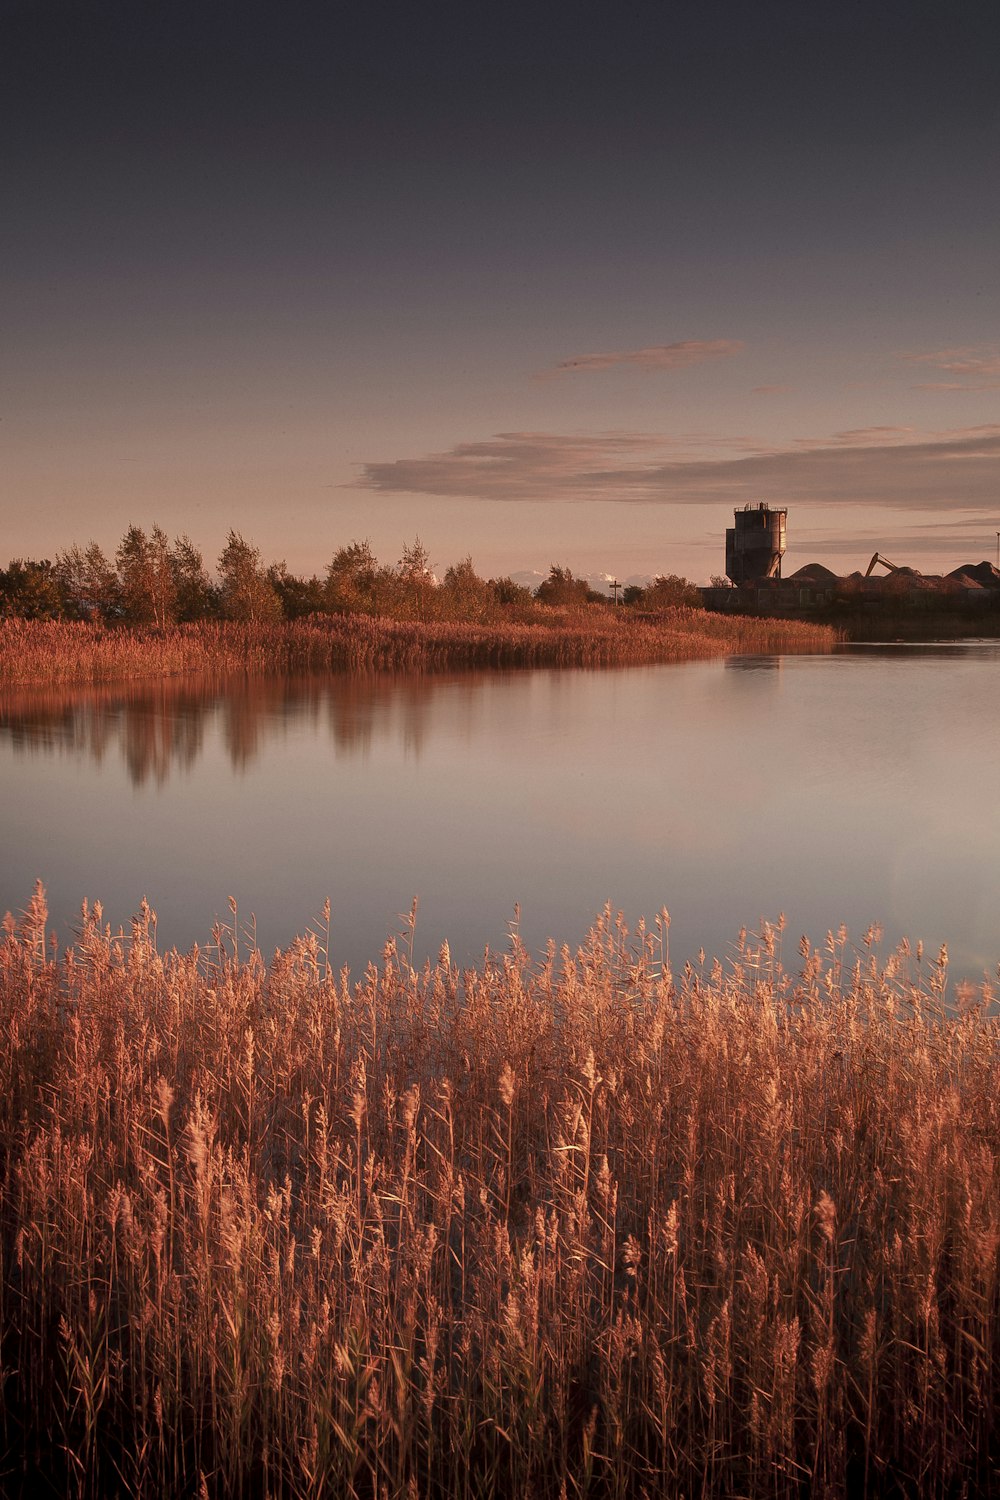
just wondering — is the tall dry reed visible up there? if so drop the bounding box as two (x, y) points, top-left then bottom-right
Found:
(0, 888), (997, 1497)
(0, 612), (838, 687)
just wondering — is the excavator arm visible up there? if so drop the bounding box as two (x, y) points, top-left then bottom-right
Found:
(865, 552), (900, 577)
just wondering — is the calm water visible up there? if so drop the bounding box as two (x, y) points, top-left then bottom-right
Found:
(2, 644), (999, 980)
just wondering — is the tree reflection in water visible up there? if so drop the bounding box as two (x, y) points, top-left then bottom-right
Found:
(0, 672), (485, 786)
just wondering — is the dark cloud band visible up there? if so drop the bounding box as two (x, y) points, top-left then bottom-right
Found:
(360, 427), (1000, 513)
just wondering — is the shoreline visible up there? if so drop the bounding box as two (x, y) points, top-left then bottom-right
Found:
(0, 610), (838, 686)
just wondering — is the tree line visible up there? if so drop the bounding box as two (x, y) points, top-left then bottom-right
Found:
(0, 526), (702, 624)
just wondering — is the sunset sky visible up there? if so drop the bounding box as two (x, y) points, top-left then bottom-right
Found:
(4, 0), (999, 584)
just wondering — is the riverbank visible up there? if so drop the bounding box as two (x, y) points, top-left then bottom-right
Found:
(1, 887), (996, 1498)
(828, 606), (1000, 642)
(703, 596), (1000, 643)
(0, 611), (838, 685)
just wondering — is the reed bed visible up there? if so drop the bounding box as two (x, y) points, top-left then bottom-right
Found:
(1, 887), (997, 1498)
(0, 612), (837, 686)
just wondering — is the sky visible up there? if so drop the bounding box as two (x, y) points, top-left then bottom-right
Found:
(3, 0), (999, 585)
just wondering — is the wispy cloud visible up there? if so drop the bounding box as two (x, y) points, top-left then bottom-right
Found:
(805, 524), (1000, 560)
(791, 425), (918, 448)
(904, 347), (1000, 392)
(546, 339), (743, 376)
(906, 347), (1000, 377)
(912, 380), (1000, 392)
(359, 425), (1000, 513)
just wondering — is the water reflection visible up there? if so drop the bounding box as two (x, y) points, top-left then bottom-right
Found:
(2, 648), (999, 979)
(843, 641), (992, 660)
(723, 654), (782, 671)
(0, 673), (478, 786)
(1, 679), (210, 785)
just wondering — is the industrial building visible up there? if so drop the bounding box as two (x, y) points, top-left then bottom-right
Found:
(704, 505), (1000, 617)
(725, 503), (787, 584)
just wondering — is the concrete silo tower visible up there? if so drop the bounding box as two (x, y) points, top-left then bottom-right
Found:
(725, 503), (787, 585)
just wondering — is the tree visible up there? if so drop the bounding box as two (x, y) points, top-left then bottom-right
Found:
(267, 562), (326, 619)
(116, 524), (177, 627)
(489, 576), (533, 609)
(397, 537), (433, 582)
(441, 556), (494, 620)
(116, 525), (154, 624)
(624, 574), (703, 610)
(55, 542), (120, 621)
(170, 535), (216, 621)
(534, 564), (592, 608)
(644, 574), (702, 609)
(0, 559), (64, 619)
(217, 532), (282, 623)
(147, 525), (177, 627)
(395, 537), (436, 619)
(325, 540), (382, 614)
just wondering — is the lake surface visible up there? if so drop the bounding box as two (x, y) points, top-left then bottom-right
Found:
(2, 643), (999, 981)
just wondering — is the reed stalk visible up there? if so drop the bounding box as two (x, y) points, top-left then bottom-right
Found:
(0, 889), (997, 1496)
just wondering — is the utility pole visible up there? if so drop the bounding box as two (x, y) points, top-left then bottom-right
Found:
(609, 578), (621, 604)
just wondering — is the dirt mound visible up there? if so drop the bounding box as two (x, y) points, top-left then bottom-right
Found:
(788, 563), (839, 584)
(948, 561), (1000, 588)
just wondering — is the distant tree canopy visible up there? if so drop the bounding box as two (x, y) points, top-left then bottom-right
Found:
(0, 559), (64, 620)
(2, 527), (689, 627)
(534, 564), (600, 608)
(624, 574), (703, 610)
(30, 532), (218, 625)
(488, 576), (533, 608)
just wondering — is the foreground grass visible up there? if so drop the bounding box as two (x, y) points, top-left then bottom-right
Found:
(0, 611), (837, 685)
(1, 888), (998, 1498)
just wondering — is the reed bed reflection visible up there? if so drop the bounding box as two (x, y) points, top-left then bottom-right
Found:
(1, 887), (997, 1497)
